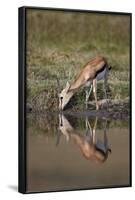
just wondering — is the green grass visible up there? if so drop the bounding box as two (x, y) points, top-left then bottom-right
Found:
(26, 9), (130, 111)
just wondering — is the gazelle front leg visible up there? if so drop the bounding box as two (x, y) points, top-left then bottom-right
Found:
(85, 117), (92, 135)
(85, 89), (89, 109)
(85, 117), (92, 143)
(85, 84), (92, 109)
(93, 79), (99, 110)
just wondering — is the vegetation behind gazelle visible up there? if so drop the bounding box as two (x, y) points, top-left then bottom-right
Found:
(26, 9), (130, 111)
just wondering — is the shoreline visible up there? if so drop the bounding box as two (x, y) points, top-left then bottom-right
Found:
(27, 98), (130, 120)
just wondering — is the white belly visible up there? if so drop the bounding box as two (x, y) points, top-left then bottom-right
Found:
(84, 67), (107, 88)
(96, 67), (107, 81)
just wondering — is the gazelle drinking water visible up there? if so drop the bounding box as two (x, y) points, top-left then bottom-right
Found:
(59, 56), (111, 110)
(58, 114), (111, 163)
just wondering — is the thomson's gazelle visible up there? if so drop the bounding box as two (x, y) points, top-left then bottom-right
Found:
(59, 56), (111, 110)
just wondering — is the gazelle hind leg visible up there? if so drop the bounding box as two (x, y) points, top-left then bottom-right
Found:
(103, 75), (109, 109)
(93, 79), (99, 110)
(93, 117), (98, 144)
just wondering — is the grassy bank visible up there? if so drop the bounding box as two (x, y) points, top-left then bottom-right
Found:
(26, 9), (130, 111)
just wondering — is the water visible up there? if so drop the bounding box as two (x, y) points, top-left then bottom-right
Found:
(26, 113), (130, 193)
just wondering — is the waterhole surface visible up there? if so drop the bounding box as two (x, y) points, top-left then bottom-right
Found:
(26, 112), (130, 193)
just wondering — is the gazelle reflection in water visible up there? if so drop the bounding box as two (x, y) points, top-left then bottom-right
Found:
(58, 114), (111, 164)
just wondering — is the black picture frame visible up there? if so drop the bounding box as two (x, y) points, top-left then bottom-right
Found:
(18, 6), (132, 194)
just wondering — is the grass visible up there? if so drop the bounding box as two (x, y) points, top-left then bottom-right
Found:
(26, 9), (131, 111)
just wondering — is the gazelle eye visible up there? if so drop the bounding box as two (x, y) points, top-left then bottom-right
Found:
(60, 97), (63, 100)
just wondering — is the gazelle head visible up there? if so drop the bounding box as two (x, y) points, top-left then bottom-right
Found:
(59, 82), (73, 110)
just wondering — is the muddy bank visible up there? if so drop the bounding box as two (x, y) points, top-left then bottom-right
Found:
(27, 98), (130, 120)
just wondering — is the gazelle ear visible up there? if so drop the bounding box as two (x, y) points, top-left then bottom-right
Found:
(66, 81), (70, 91)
